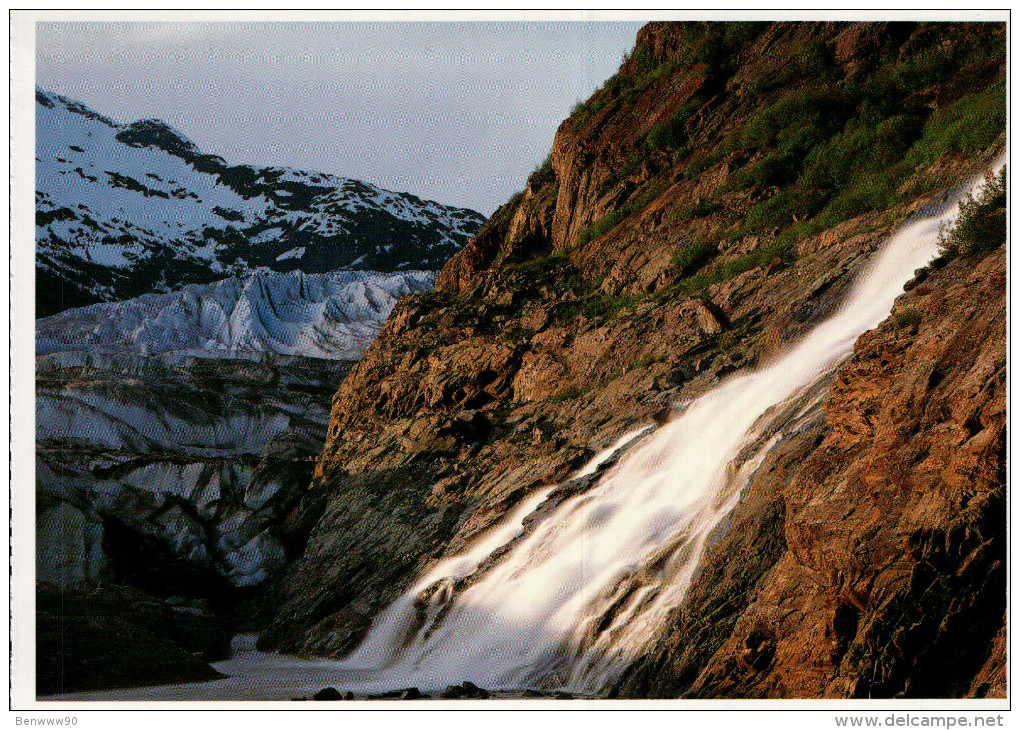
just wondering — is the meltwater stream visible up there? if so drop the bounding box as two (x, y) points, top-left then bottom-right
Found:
(49, 159), (1004, 702)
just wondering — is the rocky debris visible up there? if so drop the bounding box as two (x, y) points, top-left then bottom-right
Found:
(611, 245), (1005, 699)
(688, 299), (728, 335)
(441, 681), (490, 699)
(306, 686), (430, 700)
(35, 583), (231, 695)
(298, 684), (579, 701)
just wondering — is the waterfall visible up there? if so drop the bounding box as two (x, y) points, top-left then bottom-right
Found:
(309, 157), (1005, 696)
(44, 159), (1004, 704)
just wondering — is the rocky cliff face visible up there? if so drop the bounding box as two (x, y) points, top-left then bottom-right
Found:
(258, 21), (1004, 698)
(610, 242), (1005, 699)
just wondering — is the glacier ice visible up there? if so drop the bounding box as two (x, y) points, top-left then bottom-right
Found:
(37, 268), (437, 361)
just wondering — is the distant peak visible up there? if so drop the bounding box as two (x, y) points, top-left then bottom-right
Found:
(115, 118), (199, 159)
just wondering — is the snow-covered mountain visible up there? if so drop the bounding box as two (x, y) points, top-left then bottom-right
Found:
(37, 268), (435, 361)
(35, 88), (485, 317)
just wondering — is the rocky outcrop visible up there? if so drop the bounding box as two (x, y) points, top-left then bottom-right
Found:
(260, 18), (1005, 697)
(611, 243), (1005, 699)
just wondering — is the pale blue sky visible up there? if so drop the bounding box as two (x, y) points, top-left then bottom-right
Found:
(36, 21), (644, 214)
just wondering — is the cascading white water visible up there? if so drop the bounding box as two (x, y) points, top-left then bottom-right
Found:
(312, 157), (1005, 696)
(46, 158), (1004, 703)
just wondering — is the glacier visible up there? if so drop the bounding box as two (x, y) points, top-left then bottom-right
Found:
(37, 268), (436, 361)
(36, 268), (435, 589)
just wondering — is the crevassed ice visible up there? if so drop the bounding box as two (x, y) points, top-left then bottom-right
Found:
(36, 269), (437, 360)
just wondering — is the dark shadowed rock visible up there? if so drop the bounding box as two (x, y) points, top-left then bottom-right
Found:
(35, 584), (230, 695)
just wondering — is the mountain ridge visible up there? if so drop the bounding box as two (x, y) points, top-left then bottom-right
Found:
(35, 88), (485, 316)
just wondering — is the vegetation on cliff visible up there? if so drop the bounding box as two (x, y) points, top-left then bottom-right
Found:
(559, 21), (1005, 296)
(938, 166), (1006, 257)
(262, 21), (1005, 700)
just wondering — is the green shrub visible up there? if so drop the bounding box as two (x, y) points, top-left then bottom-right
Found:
(576, 210), (626, 248)
(571, 96), (609, 127)
(744, 188), (811, 231)
(809, 172), (900, 231)
(891, 46), (956, 93)
(647, 97), (703, 152)
(799, 111), (920, 192)
(728, 148), (802, 190)
(892, 310), (923, 330)
(528, 155), (555, 187)
(731, 69), (1000, 244)
(513, 253), (583, 294)
(723, 21), (767, 50)
(683, 153), (715, 179)
(745, 37), (829, 93)
(631, 352), (667, 370)
(415, 290), (455, 312)
(938, 166), (1006, 256)
(548, 386), (583, 403)
(574, 182), (667, 247)
(674, 240), (795, 297)
(514, 252), (568, 276)
(626, 42), (656, 75)
(792, 38), (831, 77)
(559, 292), (638, 322)
(723, 89), (851, 196)
(747, 67), (796, 95)
(690, 198), (721, 218)
(738, 90), (844, 150)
